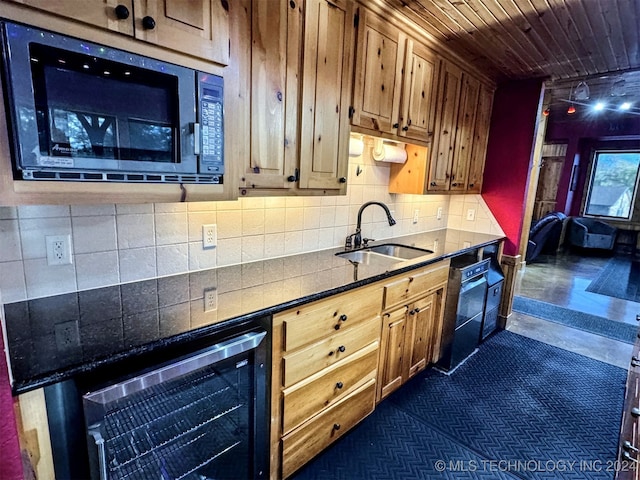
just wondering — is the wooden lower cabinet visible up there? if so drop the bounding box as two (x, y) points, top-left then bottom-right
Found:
(281, 379), (376, 478)
(616, 327), (640, 480)
(270, 259), (449, 478)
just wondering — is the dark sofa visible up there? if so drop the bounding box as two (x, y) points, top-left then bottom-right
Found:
(526, 212), (567, 263)
(568, 217), (617, 251)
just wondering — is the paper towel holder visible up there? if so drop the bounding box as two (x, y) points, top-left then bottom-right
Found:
(372, 137), (406, 162)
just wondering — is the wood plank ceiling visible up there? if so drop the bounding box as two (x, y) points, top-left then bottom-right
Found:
(383, 0), (640, 113)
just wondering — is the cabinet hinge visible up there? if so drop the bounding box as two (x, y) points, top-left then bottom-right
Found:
(354, 12), (359, 28)
(349, 106), (355, 119)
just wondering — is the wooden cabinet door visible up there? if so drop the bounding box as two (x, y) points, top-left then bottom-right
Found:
(377, 306), (407, 401)
(428, 60), (462, 192)
(467, 84), (494, 193)
(404, 294), (435, 379)
(398, 39), (440, 143)
(450, 73), (480, 192)
(135, 0), (229, 65)
(351, 8), (405, 135)
(299, 0), (354, 191)
(4, 0), (135, 35)
(241, 0), (297, 191)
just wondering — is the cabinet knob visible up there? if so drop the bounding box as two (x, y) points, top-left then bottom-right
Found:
(289, 0), (296, 7)
(393, 123), (399, 129)
(339, 314), (348, 322)
(452, 183), (458, 187)
(339, 177), (347, 183)
(632, 357), (640, 367)
(334, 324), (341, 330)
(624, 440), (640, 452)
(328, 350), (334, 356)
(114, 4), (130, 19)
(469, 183), (475, 188)
(333, 423), (341, 431)
(402, 125), (409, 131)
(142, 16), (156, 30)
(430, 182), (437, 187)
(631, 407), (640, 417)
(336, 382), (344, 389)
(338, 345), (346, 353)
(636, 313), (640, 321)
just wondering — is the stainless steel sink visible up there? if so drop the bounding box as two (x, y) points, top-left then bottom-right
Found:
(367, 243), (433, 259)
(335, 243), (433, 265)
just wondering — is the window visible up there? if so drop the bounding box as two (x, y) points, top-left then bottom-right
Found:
(584, 150), (640, 219)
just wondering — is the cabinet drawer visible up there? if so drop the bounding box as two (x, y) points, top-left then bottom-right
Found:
(283, 342), (378, 434)
(383, 261), (449, 310)
(282, 378), (376, 478)
(278, 285), (382, 351)
(282, 317), (380, 387)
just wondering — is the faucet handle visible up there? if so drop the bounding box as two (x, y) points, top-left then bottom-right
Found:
(362, 238), (375, 247)
(345, 234), (356, 250)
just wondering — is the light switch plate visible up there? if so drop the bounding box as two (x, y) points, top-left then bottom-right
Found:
(437, 207), (443, 220)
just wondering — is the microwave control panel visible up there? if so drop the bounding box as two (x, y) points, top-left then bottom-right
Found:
(198, 74), (224, 181)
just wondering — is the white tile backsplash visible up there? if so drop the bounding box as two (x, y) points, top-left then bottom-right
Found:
(0, 142), (503, 302)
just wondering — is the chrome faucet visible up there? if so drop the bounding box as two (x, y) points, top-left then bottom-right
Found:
(345, 201), (396, 250)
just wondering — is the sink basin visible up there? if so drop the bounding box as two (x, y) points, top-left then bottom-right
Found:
(336, 243), (433, 265)
(367, 243), (433, 260)
(335, 250), (402, 266)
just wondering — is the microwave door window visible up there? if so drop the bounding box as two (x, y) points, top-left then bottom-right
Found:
(49, 109), (117, 159)
(30, 43), (179, 169)
(125, 120), (173, 163)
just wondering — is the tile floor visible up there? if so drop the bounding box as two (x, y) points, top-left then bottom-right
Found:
(507, 252), (637, 369)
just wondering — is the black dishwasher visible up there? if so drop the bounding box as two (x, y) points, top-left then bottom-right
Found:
(438, 254), (489, 371)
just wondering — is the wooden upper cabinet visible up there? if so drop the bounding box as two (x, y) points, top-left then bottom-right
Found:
(398, 39), (440, 143)
(298, 0), (355, 191)
(449, 73), (480, 192)
(242, 0), (296, 191)
(351, 9), (405, 135)
(134, 0), (230, 66)
(428, 60), (463, 191)
(467, 84), (494, 193)
(5, 0), (229, 65)
(351, 10), (439, 145)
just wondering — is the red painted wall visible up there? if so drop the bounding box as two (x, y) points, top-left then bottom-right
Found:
(0, 328), (24, 480)
(545, 114), (640, 215)
(482, 79), (545, 256)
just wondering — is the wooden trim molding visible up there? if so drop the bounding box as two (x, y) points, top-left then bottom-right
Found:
(498, 254), (522, 329)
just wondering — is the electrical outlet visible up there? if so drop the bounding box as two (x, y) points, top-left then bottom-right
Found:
(413, 209), (419, 224)
(437, 207), (443, 220)
(54, 321), (80, 351)
(46, 235), (72, 266)
(204, 288), (217, 312)
(202, 224), (217, 249)
(466, 208), (476, 221)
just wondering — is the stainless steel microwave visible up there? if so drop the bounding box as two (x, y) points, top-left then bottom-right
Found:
(1, 20), (224, 184)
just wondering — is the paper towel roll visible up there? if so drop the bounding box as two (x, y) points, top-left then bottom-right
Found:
(374, 144), (407, 163)
(349, 136), (364, 157)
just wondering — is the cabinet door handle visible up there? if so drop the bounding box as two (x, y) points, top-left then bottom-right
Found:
(333, 423), (341, 431)
(339, 314), (348, 322)
(336, 382), (344, 389)
(142, 16), (156, 30)
(393, 123), (399, 129)
(339, 177), (347, 183)
(430, 182), (437, 187)
(402, 125), (409, 131)
(631, 407), (640, 417)
(338, 345), (346, 353)
(114, 4), (130, 19)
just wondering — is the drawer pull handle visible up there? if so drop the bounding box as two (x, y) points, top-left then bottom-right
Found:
(336, 382), (344, 389)
(338, 345), (346, 353)
(339, 314), (348, 322)
(333, 423), (341, 431)
(631, 407), (640, 417)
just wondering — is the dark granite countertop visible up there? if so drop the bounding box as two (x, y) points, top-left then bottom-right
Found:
(2, 228), (503, 394)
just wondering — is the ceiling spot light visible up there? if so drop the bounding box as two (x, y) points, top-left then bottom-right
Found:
(620, 102), (632, 111)
(594, 102), (605, 111)
(567, 105), (576, 114)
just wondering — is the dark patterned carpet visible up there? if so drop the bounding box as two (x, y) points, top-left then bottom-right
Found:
(587, 256), (640, 303)
(293, 331), (626, 480)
